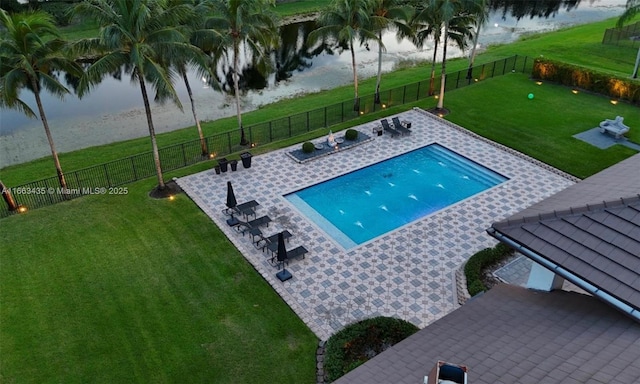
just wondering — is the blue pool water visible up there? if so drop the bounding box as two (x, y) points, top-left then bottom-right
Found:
(285, 143), (508, 249)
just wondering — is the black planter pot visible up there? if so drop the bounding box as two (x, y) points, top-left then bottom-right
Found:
(218, 158), (229, 172)
(240, 152), (252, 168)
(230, 160), (238, 171)
(214, 165), (221, 175)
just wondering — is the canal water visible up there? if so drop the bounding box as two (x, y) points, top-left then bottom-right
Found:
(0, 0), (628, 167)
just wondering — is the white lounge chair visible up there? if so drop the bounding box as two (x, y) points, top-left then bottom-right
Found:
(599, 116), (630, 139)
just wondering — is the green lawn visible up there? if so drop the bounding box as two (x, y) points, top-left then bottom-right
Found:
(1, 12), (640, 384)
(2, 16), (638, 186)
(0, 178), (317, 383)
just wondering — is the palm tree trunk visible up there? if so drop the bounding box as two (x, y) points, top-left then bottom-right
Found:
(350, 38), (360, 111)
(181, 68), (208, 156)
(429, 39), (439, 96)
(138, 74), (166, 190)
(632, 46), (640, 79)
(437, 24), (448, 110)
(0, 180), (18, 211)
(233, 42), (248, 145)
(32, 78), (67, 190)
(467, 22), (481, 79)
(375, 30), (383, 104)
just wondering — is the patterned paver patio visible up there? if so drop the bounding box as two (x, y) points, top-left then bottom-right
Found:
(177, 108), (577, 340)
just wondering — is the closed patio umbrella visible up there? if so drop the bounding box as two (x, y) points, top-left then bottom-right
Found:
(225, 181), (239, 226)
(275, 231), (292, 282)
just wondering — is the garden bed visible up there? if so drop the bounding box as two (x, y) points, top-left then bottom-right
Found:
(286, 132), (373, 163)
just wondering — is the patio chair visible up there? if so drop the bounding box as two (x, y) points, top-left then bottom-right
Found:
(255, 229), (292, 251)
(223, 199), (259, 219)
(235, 215), (272, 236)
(599, 116), (630, 139)
(272, 245), (308, 266)
(381, 119), (400, 137)
(392, 117), (411, 135)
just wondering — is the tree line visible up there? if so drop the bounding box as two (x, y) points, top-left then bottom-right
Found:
(1, 0), (637, 204)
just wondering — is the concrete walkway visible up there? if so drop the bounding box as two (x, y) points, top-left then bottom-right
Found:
(573, 127), (640, 151)
(177, 108), (577, 340)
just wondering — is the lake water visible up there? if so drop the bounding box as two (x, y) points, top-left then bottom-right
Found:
(0, 0), (628, 167)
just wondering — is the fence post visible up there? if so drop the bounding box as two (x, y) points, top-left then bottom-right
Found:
(502, 59), (507, 75)
(131, 157), (138, 180)
(103, 164), (111, 187)
(182, 143), (187, 166)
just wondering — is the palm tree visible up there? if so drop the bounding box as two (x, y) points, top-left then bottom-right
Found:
(367, 0), (411, 104)
(411, 0), (472, 97)
(166, 0), (215, 157)
(202, 0), (280, 145)
(0, 10), (82, 190)
(309, 0), (379, 111)
(466, 0), (489, 79)
(74, 0), (196, 192)
(617, 0), (640, 78)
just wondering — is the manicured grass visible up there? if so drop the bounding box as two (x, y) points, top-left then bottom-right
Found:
(2, 14), (640, 384)
(0, 178), (317, 383)
(438, 73), (639, 178)
(2, 16), (638, 186)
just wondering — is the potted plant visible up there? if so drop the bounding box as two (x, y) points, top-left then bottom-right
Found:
(345, 129), (358, 141)
(230, 159), (238, 171)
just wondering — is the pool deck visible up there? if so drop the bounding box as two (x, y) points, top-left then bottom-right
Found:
(177, 108), (578, 340)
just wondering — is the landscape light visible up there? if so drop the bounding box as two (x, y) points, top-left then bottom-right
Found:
(572, 89), (578, 94)
(610, 99), (618, 105)
(536, 81), (543, 85)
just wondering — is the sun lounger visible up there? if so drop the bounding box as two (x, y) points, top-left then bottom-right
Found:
(381, 119), (400, 137)
(223, 199), (259, 219)
(235, 215), (271, 236)
(271, 245), (309, 266)
(392, 117), (411, 135)
(255, 230), (292, 251)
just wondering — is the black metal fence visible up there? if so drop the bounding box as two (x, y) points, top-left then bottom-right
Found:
(1, 55), (533, 218)
(602, 21), (640, 48)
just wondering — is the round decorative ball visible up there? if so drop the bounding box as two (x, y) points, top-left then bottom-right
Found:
(527, 93), (534, 99)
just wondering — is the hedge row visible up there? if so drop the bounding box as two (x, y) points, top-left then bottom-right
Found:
(324, 316), (419, 382)
(532, 58), (640, 105)
(464, 242), (514, 297)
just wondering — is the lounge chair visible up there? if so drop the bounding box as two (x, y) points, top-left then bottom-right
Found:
(599, 116), (630, 139)
(272, 245), (308, 266)
(392, 117), (411, 135)
(254, 229), (292, 251)
(235, 215), (272, 236)
(223, 199), (259, 219)
(381, 119), (400, 137)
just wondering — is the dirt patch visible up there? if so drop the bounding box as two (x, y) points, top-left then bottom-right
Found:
(148, 179), (183, 199)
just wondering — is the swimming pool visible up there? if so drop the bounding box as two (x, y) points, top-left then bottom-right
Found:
(285, 143), (508, 249)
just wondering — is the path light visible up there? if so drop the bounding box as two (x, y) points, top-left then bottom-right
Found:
(610, 99), (618, 105)
(359, 111), (364, 115)
(250, 143), (256, 148)
(209, 153), (216, 159)
(168, 195), (175, 201)
(572, 89), (579, 94)
(17, 205), (28, 213)
(536, 81), (543, 85)
(382, 103), (387, 109)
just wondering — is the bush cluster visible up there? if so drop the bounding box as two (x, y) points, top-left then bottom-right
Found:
(302, 141), (315, 153)
(324, 316), (419, 382)
(532, 58), (640, 105)
(345, 129), (358, 141)
(464, 242), (514, 296)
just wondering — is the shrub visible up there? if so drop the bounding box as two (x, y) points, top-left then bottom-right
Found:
(324, 316), (419, 382)
(302, 141), (315, 153)
(464, 243), (515, 296)
(345, 129), (358, 141)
